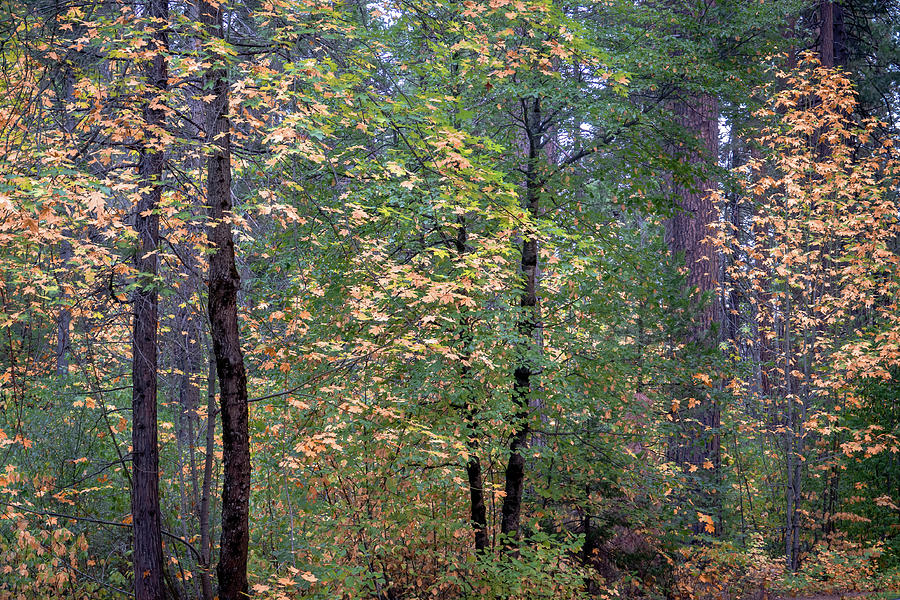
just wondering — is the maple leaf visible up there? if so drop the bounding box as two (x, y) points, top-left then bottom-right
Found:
(692, 372), (713, 387)
(697, 512), (715, 534)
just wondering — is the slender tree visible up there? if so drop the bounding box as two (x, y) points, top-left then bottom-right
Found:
(500, 96), (544, 544)
(199, 0), (251, 596)
(131, 0), (169, 597)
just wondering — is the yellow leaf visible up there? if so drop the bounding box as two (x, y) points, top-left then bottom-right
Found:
(697, 512), (715, 534)
(692, 372), (713, 387)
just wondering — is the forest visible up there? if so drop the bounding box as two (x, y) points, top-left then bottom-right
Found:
(1, 0), (900, 598)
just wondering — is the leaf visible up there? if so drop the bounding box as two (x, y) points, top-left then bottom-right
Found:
(697, 512), (715, 534)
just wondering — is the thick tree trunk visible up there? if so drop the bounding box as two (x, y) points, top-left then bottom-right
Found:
(500, 97), (542, 545)
(664, 93), (721, 536)
(664, 94), (720, 336)
(818, 1), (847, 67)
(200, 1), (251, 597)
(132, 0), (168, 598)
(820, 0), (835, 67)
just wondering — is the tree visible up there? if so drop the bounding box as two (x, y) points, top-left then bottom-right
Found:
(717, 55), (900, 570)
(664, 90), (723, 537)
(199, 0), (251, 596)
(131, 0), (168, 597)
(6, 0), (900, 597)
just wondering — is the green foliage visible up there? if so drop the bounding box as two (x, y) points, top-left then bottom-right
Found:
(2, 0), (900, 598)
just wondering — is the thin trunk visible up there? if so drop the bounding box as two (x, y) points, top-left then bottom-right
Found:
(456, 220), (488, 554)
(182, 9), (212, 597)
(175, 300), (203, 600)
(56, 239), (72, 375)
(783, 283), (802, 571)
(200, 1), (251, 596)
(132, 0), (168, 598)
(467, 453), (488, 553)
(500, 97), (542, 545)
(199, 352), (216, 600)
(56, 68), (75, 377)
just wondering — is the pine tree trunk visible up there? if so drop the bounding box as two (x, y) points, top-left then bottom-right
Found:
(665, 94), (720, 336)
(820, 1), (835, 67)
(132, 0), (168, 597)
(200, 1), (251, 596)
(664, 93), (722, 535)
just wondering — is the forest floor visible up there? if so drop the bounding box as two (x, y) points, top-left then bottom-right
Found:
(773, 593), (898, 600)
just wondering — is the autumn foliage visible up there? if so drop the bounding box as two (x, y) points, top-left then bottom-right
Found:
(1, 0), (900, 599)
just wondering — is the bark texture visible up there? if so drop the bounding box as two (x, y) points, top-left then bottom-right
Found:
(818, 1), (847, 68)
(200, 1), (251, 597)
(664, 93), (722, 535)
(132, 0), (168, 597)
(664, 94), (720, 336)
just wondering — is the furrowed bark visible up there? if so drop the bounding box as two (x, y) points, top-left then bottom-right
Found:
(664, 93), (722, 537)
(132, 0), (168, 598)
(199, 1), (251, 596)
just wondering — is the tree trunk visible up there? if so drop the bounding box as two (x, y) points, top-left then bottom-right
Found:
(500, 97), (542, 545)
(199, 352), (217, 600)
(817, 1), (848, 67)
(200, 1), (251, 597)
(456, 220), (488, 554)
(664, 94), (720, 336)
(664, 93), (722, 536)
(820, 0), (835, 67)
(132, 0), (168, 598)
(175, 294), (204, 600)
(56, 67), (76, 377)
(467, 453), (489, 553)
(56, 239), (72, 376)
